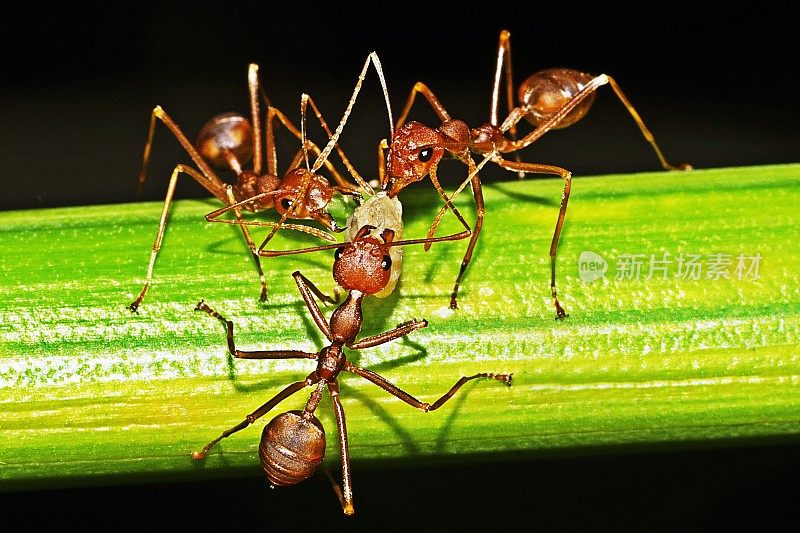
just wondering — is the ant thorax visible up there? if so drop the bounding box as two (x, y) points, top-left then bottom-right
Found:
(344, 191), (403, 298)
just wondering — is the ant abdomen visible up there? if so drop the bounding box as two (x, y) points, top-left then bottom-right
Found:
(196, 112), (255, 169)
(259, 410), (326, 486)
(518, 68), (597, 129)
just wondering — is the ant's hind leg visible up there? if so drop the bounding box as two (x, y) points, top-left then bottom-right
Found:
(328, 381), (355, 515)
(192, 373), (318, 460)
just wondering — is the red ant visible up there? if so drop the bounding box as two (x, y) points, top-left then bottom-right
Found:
(385, 29), (691, 319)
(193, 224), (511, 515)
(208, 53), (472, 301)
(129, 56), (379, 312)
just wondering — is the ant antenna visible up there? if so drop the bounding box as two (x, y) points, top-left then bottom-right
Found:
(370, 51), (394, 136)
(301, 93), (312, 172)
(310, 52), (389, 175)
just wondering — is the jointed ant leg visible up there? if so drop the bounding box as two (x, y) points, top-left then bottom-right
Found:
(348, 318), (428, 350)
(395, 81), (452, 131)
(423, 166), (475, 250)
(136, 106), (228, 201)
(223, 186), (269, 301)
(345, 363), (512, 412)
(292, 271), (334, 340)
(495, 159), (572, 319)
(490, 29), (524, 175)
(431, 162), (485, 310)
(129, 164), (216, 312)
(247, 64), (263, 174)
(194, 300), (317, 360)
(604, 76), (691, 171)
(328, 381), (355, 515)
(192, 372), (318, 460)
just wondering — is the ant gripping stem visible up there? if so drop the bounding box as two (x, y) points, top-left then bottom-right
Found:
(386, 29), (691, 318)
(192, 225), (510, 515)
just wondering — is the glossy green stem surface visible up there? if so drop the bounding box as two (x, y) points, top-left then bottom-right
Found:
(1, 164), (798, 492)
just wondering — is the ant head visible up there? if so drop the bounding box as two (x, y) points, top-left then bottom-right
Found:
(333, 225), (395, 295)
(385, 121), (445, 196)
(196, 113), (254, 170)
(273, 168), (335, 220)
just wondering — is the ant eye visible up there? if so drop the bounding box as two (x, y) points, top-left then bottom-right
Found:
(418, 148), (433, 162)
(280, 198), (293, 211)
(381, 255), (392, 271)
(334, 247), (343, 261)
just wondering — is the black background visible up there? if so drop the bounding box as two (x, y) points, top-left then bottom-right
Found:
(2, 2), (799, 531)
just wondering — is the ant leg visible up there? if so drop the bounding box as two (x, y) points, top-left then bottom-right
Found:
(504, 74), (690, 171)
(327, 381), (355, 515)
(490, 30), (516, 132)
(222, 186), (269, 301)
(136, 106), (228, 201)
(195, 300), (317, 360)
(395, 81), (452, 130)
(192, 372), (318, 460)
(247, 64), (263, 174)
(129, 164), (214, 312)
(604, 76), (692, 171)
(429, 165), (485, 309)
(292, 271), (335, 340)
(346, 363), (512, 411)
(347, 318), (428, 350)
(490, 29), (524, 176)
(293, 270), (340, 307)
(424, 167), (474, 249)
(495, 158), (572, 320)
(203, 194), (337, 242)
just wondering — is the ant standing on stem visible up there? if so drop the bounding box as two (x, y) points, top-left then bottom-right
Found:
(191, 52), (501, 516)
(193, 224), (512, 516)
(129, 55), (378, 311)
(385, 29), (691, 319)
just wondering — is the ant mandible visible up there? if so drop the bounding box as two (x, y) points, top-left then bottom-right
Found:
(385, 29), (691, 319)
(129, 58), (374, 311)
(193, 224), (511, 515)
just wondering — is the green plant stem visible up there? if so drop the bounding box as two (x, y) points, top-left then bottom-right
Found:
(1, 163), (799, 492)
